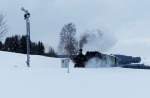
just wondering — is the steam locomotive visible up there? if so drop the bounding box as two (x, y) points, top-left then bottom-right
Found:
(72, 49), (146, 68)
(72, 49), (118, 68)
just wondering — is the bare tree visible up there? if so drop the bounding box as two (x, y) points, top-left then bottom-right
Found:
(58, 23), (78, 56)
(0, 14), (7, 39)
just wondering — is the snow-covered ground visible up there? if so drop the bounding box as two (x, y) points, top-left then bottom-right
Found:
(0, 51), (61, 69)
(0, 51), (150, 98)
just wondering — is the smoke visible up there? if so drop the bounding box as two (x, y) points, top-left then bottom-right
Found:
(79, 29), (117, 52)
(79, 33), (90, 49)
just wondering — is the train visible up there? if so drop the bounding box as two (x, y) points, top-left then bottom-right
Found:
(72, 49), (118, 68)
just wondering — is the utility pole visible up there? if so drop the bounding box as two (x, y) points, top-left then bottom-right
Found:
(21, 7), (31, 67)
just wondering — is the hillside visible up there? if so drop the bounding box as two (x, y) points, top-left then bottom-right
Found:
(0, 51), (61, 68)
(0, 51), (150, 98)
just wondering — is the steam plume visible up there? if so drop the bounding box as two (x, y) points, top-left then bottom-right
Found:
(79, 29), (117, 52)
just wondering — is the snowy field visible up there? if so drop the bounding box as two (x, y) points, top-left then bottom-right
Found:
(0, 51), (150, 98)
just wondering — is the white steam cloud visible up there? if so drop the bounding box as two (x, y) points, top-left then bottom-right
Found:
(80, 29), (117, 52)
(86, 57), (106, 68)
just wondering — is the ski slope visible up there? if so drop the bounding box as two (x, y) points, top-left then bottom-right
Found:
(0, 51), (150, 98)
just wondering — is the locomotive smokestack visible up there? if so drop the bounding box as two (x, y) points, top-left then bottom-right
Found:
(79, 49), (83, 55)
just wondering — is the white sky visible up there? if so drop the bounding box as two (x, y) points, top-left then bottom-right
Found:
(0, 0), (150, 57)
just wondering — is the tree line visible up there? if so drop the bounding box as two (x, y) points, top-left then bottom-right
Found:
(0, 35), (57, 57)
(0, 13), (91, 58)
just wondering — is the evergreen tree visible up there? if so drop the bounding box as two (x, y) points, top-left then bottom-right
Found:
(37, 41), (45, 55)
(0, 41), (3, 50)
(12, 35), (20, 52)
(47, 47), (57, 57)
(3, 35), (48, 56)
(20, 35), (27, 54)
(30, 42), (38, 54)
(4, 37), (11, 51)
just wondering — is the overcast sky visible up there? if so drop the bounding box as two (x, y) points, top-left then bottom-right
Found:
(0, 0), (150, 57)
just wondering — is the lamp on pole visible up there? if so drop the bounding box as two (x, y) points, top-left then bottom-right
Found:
(21, 7), (31, 67)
